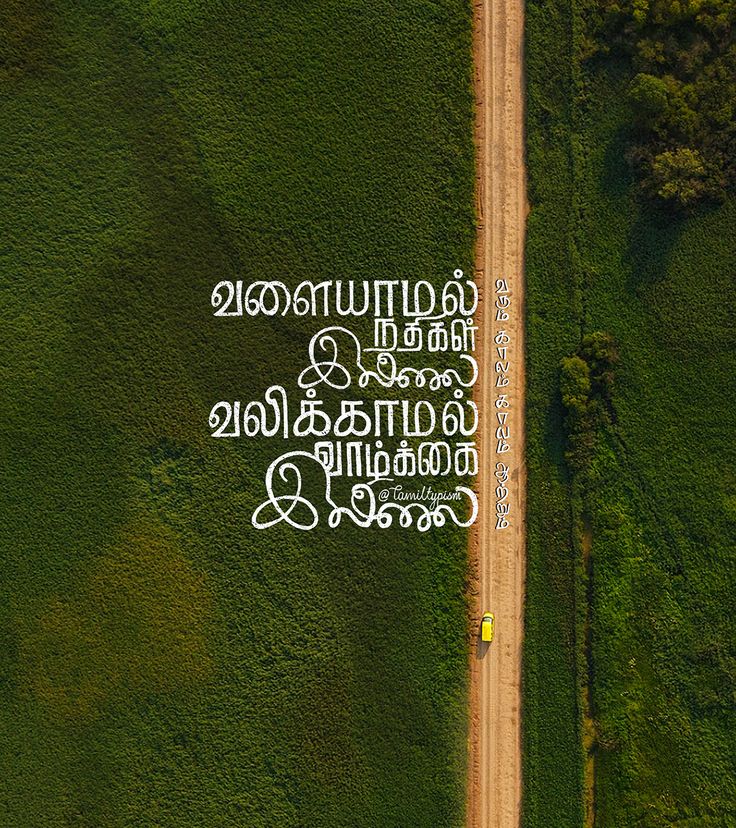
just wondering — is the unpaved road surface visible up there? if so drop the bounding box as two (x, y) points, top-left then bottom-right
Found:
(467, 0), (527, 823)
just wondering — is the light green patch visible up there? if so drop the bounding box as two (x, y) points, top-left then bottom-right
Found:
(16, 520), (213, 723)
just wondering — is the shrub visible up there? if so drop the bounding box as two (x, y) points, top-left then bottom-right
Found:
(561, 355), (592, 414)
(649, 147), (719, 206)
(559, 333), (618, 473)
(628, 72), (669, 120)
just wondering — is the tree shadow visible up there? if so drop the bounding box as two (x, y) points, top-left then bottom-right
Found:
(623, 202), (685, 295)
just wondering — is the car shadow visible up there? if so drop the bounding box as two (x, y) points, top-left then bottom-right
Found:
(475, 637), (491, 659)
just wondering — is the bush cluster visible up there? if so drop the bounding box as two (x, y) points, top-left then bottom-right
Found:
(589, 0), (736, 206)
(560, 332), (618, 473)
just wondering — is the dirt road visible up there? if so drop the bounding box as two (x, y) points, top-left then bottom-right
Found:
(466, 0), (527, 822)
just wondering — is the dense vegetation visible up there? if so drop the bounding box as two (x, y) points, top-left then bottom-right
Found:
(588, 0), (736, 206)
(524, 0), (736, 822)
(0, 2), (476, 825)
(522, 0), (587, 822)
(560, 331), (618, 473)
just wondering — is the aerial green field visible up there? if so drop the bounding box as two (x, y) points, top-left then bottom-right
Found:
(524, 0), (736, 824)
(0, 2), (476, 825)
(522, 0), (586, 823)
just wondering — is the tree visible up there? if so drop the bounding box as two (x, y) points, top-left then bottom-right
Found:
(560, 356), (592, 416)
(629, 73), (670, 121)
(593, 0), (736, 206)
(649, 147), (710, 206)
(580, 331), (619, 395)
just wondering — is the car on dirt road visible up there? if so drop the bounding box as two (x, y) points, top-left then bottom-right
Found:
(481, 612), (495, 642)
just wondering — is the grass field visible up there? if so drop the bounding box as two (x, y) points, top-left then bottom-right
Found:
(524, 0), (736, 823)
(0, 2), (476, 825)
(522, 0), (587, 823)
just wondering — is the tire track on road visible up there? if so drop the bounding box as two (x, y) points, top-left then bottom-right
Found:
(467, 0), (527, 823)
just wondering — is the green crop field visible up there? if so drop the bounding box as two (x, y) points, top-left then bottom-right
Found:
(524, 0), (736, 824)
(522, 0), (587, 823)
(0, 2), (476, 826)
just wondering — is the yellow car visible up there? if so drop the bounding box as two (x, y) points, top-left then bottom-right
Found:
(481, 612), (495, 643)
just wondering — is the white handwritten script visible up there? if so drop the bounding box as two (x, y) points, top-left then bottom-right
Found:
(209, 270), (485, 531)
(493, 278), (513, 530)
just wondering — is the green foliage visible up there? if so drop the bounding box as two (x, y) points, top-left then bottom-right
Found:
(0, 2), (475, 825)
(628, 72), (669, 119)
(526, 0), (736, 820)
(561, 356), (592, 414)
(560, 357), (597, 472)
(588, 0), (736, 205)
(649, 147), (721, 206)
(523, 0), (588, 823)
(580, 332), (618, 403)
(0, 0), (53, 75)
(559, 333), (618, 474)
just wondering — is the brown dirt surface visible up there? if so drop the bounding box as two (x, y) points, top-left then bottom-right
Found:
(466, 0), (528, 823)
